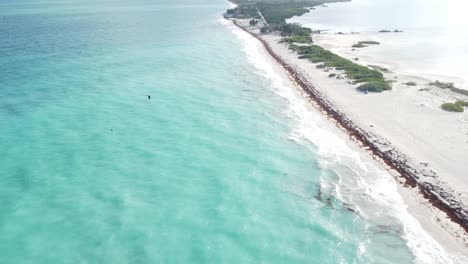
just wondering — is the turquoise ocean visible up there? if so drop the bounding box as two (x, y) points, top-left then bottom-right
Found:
(0, 0), (455, 263)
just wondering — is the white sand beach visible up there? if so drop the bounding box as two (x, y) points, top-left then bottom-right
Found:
(233, 18), (468, 260)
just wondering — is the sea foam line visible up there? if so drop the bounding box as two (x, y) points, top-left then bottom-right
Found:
(221, 18), (460, 264)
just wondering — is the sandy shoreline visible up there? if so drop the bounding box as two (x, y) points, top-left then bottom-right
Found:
(229, 18), (468, 260)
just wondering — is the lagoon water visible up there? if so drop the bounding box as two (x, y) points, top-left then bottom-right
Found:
(0, 0), (456, 263)
(289, 0), (468, 89)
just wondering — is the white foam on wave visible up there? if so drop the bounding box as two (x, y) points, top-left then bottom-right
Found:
(222, 19), (462, 264)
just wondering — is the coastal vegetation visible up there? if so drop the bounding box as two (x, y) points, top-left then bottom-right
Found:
(440, 100), (468, 112)
(429, 80), (468, 96)
(379, 29), (403, 33)
(275, 22), (312, 37)
(352, 43), (367, 48)
(357, 81), (392, 92)
(352, 41), (380, 48)
(249, 19), (259, 26)
(280, 34), (311, 43)
(441, 102), (464, 112)
(358, 41), (380, 45)
(429, 80), (456, 89)
(290, 44), (391, 92)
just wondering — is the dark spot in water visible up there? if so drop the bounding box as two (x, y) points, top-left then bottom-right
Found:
(0, 167), (31, 225)
(14, 166), (31, 190)
(0, 103), (21, 116)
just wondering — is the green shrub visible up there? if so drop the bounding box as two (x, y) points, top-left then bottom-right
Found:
(275, 23), (311, 37)
(441, 102), (464, 112)
(260, 25), (271, 33)
(429, 80), (455, 89)
(249, 19), (259, 26)
(352, 43), (367, 48)
(357, 81), (392, 92)
(352, 41), (380, 48)
(358, 41), (380, 45)
(281, 34), (310, 43)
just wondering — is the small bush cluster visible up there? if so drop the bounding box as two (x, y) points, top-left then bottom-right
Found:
(429, 80), (468, 96)
(274, 23), (311, 37)
(352, 43), (367, 48)
(260, 25), (271, 33)
(249, 19), (259, 26)
(379, 29), (403, 33)
(357, 81), (392, 93)
(429, 80), (455, 89)
(280, 34), (310, 43)
(441, 102), (464, 112)
(352, 41), (380, 48)
(358, 41), (380, 45)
